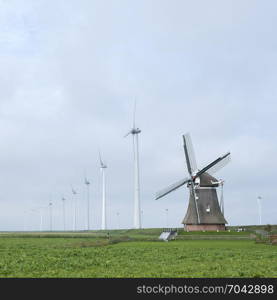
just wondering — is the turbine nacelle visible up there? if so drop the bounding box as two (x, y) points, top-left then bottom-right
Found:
(131, 128), (141, 134)
(99, 151), (107, 169)
(84, 178), (90, 185)
(124, 127), (141, 137)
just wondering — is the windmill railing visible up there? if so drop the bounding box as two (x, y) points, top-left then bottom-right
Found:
(162, 228), (179, 233)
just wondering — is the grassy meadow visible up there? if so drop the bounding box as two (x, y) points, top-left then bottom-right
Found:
(0, 228), (276, 278)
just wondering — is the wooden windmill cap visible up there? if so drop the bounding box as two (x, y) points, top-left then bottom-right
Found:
(199, 172), (219, 187)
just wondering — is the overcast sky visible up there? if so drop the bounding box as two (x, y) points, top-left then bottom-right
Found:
(0, 0), (276, 231)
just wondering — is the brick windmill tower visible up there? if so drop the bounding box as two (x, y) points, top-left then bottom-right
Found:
(156, 133), (231, 231)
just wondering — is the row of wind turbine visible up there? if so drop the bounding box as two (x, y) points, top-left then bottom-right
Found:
(53, 155), (108, 232)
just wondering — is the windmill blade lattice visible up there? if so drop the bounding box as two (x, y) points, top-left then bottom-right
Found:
(195, 152), (230, 179)
(183, 133), (198, 175)
(156, 177), (190, 200)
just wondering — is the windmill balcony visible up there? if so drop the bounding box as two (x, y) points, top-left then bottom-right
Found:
(185, 224), (226, 232)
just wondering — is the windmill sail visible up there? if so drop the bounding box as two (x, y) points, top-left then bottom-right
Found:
(183, 133), (198, 175)
(156, 177), (190, 200)
(155, 133), (230, 231)
(203, 153), (231, 176)
(195, 152), (230, 179)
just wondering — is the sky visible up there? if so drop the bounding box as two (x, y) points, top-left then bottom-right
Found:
(0, 0), (276, 231)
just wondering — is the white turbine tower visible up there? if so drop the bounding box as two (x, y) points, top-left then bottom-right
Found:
(257, 196), (262, 225)
(39, 207), (44, 232)
(116, 212), (120, 229)
(49, 202), (53, 231)
(62, 197), (66, 231)
(84, 176), (90, 231)
(165, 208), (169, 228)
(125, 102), (141, 229)
(99, 152), (107, 230)
(71, 186), (77, 231)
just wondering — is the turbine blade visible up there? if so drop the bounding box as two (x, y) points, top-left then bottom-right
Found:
(99, 150), (105, 168)
(99, 151), (102, 165)
(124, 131), (131, 138)
(183, 133), (197, 176)
(196, 152), (231, 178)
(133, 98), (137, 128)
(71, 185), (77, 194)
(155, 177), (190, 200)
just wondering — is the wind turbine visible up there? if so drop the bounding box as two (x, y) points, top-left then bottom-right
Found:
(39, 206), (47, 232)
(84, 176), (90, 231)
(49, 202), (53, 231)
(124, 101), (142, 229)
(71, 186), (77, 231)
(39, 207), (44, 232)
(257, 196), (262, 225)
(99, 152), (107, 230)
(62, 197), (66, 231)
(165, 208), (169, 228)
(116, 212), (120, 229)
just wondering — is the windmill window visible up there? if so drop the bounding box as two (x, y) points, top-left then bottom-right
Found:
(206, 205), (211, 213)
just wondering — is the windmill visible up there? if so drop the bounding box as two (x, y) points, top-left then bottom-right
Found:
(84, 176), (90, 231)
(62, 197), (66, 231)
(99, 152), (107, 230)
(124, 101), (142, 229)
(156, 133), (231, 231)
(71, 186), (77, 231)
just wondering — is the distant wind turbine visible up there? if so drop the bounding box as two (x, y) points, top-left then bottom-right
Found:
(84, 175), (91, 231)
(116, 212), (120, 230)
(62, 197), (66, 231)
(71, 186), (77, 231)
(257, 196), (262, 225)
(165, 208), (169, 228)
(124, 101), (142, 229)
(99, 152), (107, 230)
(49, 202), (53, 231)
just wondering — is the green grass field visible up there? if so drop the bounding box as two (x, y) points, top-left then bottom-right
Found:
(0, 228), (276, 278)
